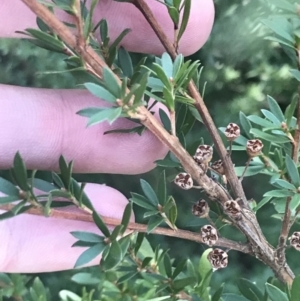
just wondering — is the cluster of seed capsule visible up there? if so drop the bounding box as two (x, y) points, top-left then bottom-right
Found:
(173, 123), (265, 270)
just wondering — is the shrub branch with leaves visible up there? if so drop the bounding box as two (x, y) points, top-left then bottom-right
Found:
(2, 0), (300, 300)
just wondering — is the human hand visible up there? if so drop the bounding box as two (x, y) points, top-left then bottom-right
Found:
(0, 0), (214, 272)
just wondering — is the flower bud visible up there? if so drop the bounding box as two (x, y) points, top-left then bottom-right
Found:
(225, 123), (240, 141)
(201, 225), (218, 246)
(246, 139), (263, 157)
(174, 172), (193, 190)
(192, 199), (209, 217)
(207, 248), (228, 271)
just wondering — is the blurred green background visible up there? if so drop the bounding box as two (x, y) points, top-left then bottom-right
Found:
(0, 0), (299, 299)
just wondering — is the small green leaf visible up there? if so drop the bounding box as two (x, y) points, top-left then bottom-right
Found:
(285, 96), (298, 126)
(147, 216), (164, 233)
(71, 231), (104, 243)
(261, 109), (281, 125)
(159, 108), (171, 132)
(12, 152), (28, 191)
(247, 115), (274, 128)
(118, 47), (133, 77)
(286, 155), (300, 187)
(140, 179), (159, 206)
(173, 276), (195, 291)
(238, 278), (264, 301)
(168, 6), (179, 27)
(103, 67), (122, 98)
(239, 111), (252, 138)
(84, 83), (116, 103)
(212, 284), (224, 301)
(267, 95), (285, 122)
(177, 0), (191, 43)
(157, 170), (167, 205)
(99, 19), (108, 41)
(264, 189), (294, 198)
(198, 248), (213, 300)
(71, 273), (99, 285)
(290, 69), (300, 81)
(130, 192), (156, 210)
(92, 211), (111, 238)
(101, 241), (123, 270)
(110, 28), (131, 50)
(87, 107), (122, 126)
(262, 18), (294, 43)
(265, 283), (289, 301)
(271, 179), (296, 191)
(74, 243), (105, 268)
(250, 129), (290, 143)
(0, 196), (20, 205)
(163, 254), (172, 278)
(161, 52), (173, 79)
(0, 178), (19, 196)
(152, 63), (172, 91)
(120, 202), (132, 235)
(291, 275), (300, 301)
(172, 259), (187, 279)
(32, 179), (56, 192)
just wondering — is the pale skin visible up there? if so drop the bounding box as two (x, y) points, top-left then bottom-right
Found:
(0, 0), (215, 272)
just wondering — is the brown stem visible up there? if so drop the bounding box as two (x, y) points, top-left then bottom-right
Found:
(19, 0), (295, 285)
(0, 204), (249, 253)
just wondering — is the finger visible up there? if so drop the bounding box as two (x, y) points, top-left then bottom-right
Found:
(0, 183), (133, 273)
(0, 84), (168, 173)
(0, 0), (214, 56)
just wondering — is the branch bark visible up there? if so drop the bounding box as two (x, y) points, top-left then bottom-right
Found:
(0, 204), (250, 253)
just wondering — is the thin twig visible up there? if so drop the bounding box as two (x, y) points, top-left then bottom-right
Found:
(170, 109), (176, 136)
(0, 204), (250, 253)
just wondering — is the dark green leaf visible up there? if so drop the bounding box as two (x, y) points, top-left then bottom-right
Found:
(71, 231), (104, 243)
(159, 108), (171, 132)
(212, 284), (224, 301)
(92, 211), (111, 237)
(74, 242), (105, 268)
(147, 216), (164, 233)
(0, 177), (19, 196)
(101, 241), (123, 270)
(71, 273), (99, 285)
(130, 192), (156, 210)
(222, 294), (248, 301)
(161, 52), (173, 78)
(177, 0), (191, 43)
(267, 95), (285, 122)
(87, 107), (122, 126)
(164, 254), (172, 278)
(12, 152), (28, 191)
(173, 276), (195, 291)
(172, 259), (187, 279)
(238, 278), (264, 301)
(291, 275), (300, 301)
(265, 283), (289, 301)
(84, 83), (116, 103)
(286, 155), (300, 186)
(0, 195), (21, 205)
(118, 47), (133, 78)
(120, 202), (132, 235)
(140, 179), (159, 206)
(250, 129), (290, 143)
(157, 170), (167, 205)
(239, 111), (252, 138)
(110, 28), (131, 50)
(103, 67), (122, 98)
